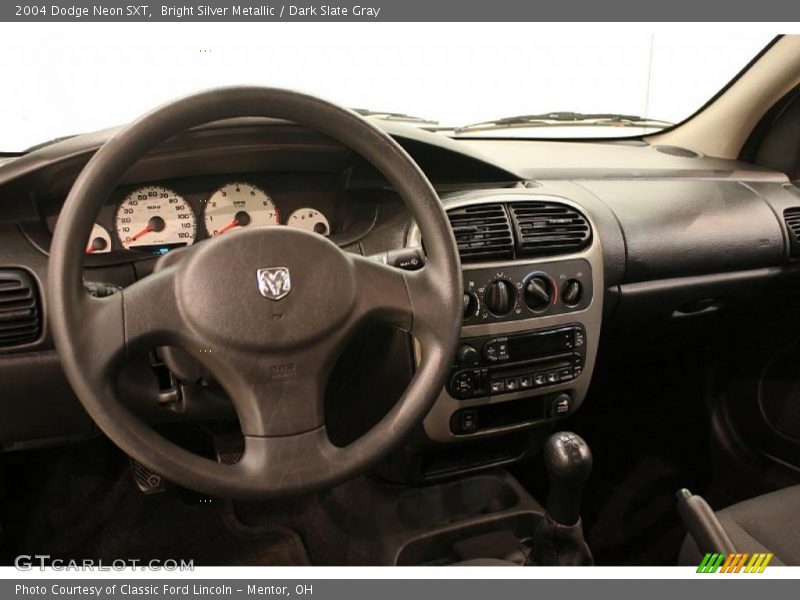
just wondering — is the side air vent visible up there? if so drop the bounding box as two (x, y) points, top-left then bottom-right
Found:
(0, 269), (42, 348)
(783, 207), (800, 258)
(509, 201), (592, 257)
(447, 204), (514, 262)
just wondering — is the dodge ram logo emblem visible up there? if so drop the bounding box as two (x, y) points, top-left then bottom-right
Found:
(256, 267), (292, 300)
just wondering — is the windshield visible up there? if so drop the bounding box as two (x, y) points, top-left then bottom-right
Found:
(0, 24), (774, 151)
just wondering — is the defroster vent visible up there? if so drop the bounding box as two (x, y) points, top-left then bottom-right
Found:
(447, 204), (514, 263)
(0, 269), (42, 348)
(509, 201), (591, 257)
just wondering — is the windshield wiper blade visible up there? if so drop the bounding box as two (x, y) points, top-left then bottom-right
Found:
(454, 112), (672, 134)
(353, 108), (439, 125)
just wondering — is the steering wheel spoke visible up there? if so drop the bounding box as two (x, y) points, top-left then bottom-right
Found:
(236, 428), (341, 487)
(350, 254), (415, 329)
(70, 292), (127, 381)
(191, 339), (343, 437)
(121, 265), (186, 350)
(350, 255), (447, 344)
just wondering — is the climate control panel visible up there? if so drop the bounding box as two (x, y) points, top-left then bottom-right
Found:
(463, 258), (592, 324)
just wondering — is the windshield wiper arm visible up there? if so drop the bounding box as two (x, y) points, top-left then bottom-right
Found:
(454, 112), (672, 134)
(23, 134), (79, 153)
(353, 108), (439, 125)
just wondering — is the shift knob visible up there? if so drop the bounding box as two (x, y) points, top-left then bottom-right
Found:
(543, 431), (592, 526)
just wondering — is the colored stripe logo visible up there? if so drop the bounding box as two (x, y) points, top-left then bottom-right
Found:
(697, 553), (773, 573)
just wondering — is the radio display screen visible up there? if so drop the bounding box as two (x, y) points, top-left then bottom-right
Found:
(508, 329), (573, 360)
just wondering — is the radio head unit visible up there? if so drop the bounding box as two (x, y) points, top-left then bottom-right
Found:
(448, 325), (586, 401)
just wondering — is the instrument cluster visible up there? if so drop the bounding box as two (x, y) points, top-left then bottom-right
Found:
(79, 176), (334, 256)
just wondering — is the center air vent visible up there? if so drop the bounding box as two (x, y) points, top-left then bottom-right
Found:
(783, 207), (800, 258)
(508, 201), (591, 257)
(447, 204), (514, 263)
(0, 269), (42, 349)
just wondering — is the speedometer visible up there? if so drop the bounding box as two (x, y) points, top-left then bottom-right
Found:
(204, 182), (279, 236)
(115, 186), (196, 252)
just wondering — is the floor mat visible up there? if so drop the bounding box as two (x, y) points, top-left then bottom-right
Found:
(1, 440), (310, 566)
(55, 484), (311, 566)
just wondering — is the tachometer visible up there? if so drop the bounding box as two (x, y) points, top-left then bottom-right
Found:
(85, 223), (112, 254)
(286, 208), (330, 236)
(115, 186), (196, 252)
(204, 182), (279, 236)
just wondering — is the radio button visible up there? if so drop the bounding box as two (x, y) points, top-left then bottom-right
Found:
(533, 373), (547, 386)
(505, 377), (520, 391)
(452, 371), (475, 396)
(559, 368), (574, 381)
(490, 380), (506, 394)
(483, 337), (509, 362)
(546, 371), (559, 384)
(519, 375), (533, 388)
(474, 369), (489, 394)
(497, 340), (509, 360)
(563, 337), (575, 349)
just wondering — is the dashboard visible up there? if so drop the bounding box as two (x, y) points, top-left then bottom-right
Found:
(1, 118), (800, 484)
(43, 172), (342, 257)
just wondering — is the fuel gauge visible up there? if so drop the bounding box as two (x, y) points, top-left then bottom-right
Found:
(286, 208), (330, 236)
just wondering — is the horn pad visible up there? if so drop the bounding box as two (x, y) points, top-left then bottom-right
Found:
(176, 227), (357, 351)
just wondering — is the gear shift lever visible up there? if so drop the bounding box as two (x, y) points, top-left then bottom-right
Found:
(544, 431), (593, 525)
(531, 431), (594, 566)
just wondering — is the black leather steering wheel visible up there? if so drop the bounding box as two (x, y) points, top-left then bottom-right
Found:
(48, 87), (462, 499)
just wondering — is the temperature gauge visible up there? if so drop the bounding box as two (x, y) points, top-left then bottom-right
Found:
(86, 223), (112, 254)
(286, 208), (330, 236)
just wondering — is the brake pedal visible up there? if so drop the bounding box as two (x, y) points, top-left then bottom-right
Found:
(130, 458), (166, 495)
(212, 432), (244, 465)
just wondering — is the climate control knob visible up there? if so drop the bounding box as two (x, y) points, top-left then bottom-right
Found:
(463, 291), (479, 319)
(562, 279), (583, 307)
(524, 274), (554, 312)
(484, 279), (516, 316)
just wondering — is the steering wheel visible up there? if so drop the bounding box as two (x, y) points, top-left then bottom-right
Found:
(48, 87), (462, 499)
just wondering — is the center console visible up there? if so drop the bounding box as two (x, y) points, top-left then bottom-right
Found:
(408, 192), (604, 444)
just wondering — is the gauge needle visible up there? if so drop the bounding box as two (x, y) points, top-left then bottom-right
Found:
(214, 211), (252, 236)
(128, 216), (166, 243)
(129, 225), (153, 242)
(86, 237), (108, 254)
(214, 220), (239, 236)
